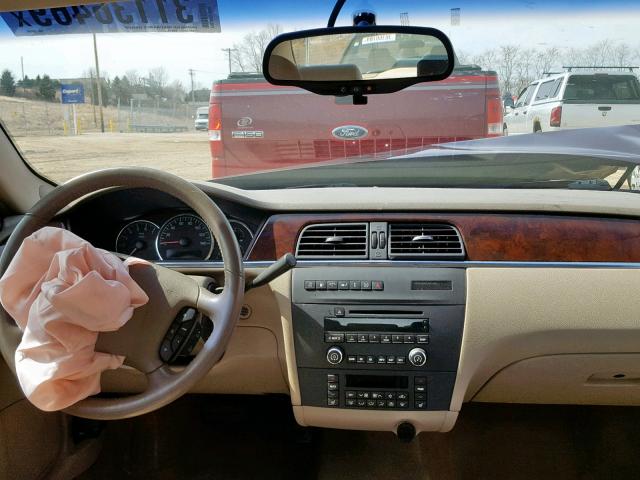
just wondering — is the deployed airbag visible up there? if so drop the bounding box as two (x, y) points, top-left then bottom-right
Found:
(0, 227), (148, 411)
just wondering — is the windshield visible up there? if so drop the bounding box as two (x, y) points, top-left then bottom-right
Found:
(0, 0), (639, 191)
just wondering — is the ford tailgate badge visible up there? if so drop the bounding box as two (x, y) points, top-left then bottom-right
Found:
(332, 125), (368, 140)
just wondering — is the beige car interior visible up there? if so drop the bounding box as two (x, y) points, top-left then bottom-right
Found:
(1, 1), (640, 479)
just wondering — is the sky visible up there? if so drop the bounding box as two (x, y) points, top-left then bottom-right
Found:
(0, 0), (639, 89)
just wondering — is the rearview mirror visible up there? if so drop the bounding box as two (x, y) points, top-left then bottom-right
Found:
(263, 26), (454, 101)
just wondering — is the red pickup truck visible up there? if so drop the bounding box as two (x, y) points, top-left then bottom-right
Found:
(208, 66), (503, 178)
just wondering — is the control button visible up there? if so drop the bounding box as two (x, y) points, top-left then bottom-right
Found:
(392, 334), (403, 344)
(377, 355), (386, 364)
(304, 280), (316, 291)
(357, 355), (366, 364)
(326, 347), (344, 365)
(371, 231), (379, 249)
(346, 399), (356, 407)
(417, 335), (430, 344)
(408, 348), (428, 367)
(327, 383), (339, 391)
(371, 392), (382, 399)
(357, 392), (365, 399)
(327, 398), (338, 407)
(369, 334), (380, 343)
(334, 306), (345, 317)
(180, 308), (197, 323)
(316, 280), (327, 290)
(338, 280), (349, 290)
(372, 280), (384, 291)
(379, 232), (387, 249)
(414, 376), (427, 385)
(327, 374), (338, 382)
(415, 401), (427, 409)
(398, 400), (409, 409)
(396, 356), (406, 365)
(397, 392), (409, 401)
(325, 333), (344, 343)
(366, 400), (376, 408)
(159, 341), (173, 362)
(327, 281), (338, 291)
(366, 355), (375, 364)
(357, 399), (366, 407)
(345, 391), (356, 399)
(171, 334), (185, 352)
(327, 390), (338, 399)
(415, 392), (426, 401)
(387, 356), (396, 364)
(377, 400), (386, 408)
(385, 392), (396, 400)
(347, 355), (357, 363)
(387, 400), (396, 408)
(403, 335), (415, 344)
(350, 280), (361, 290)
(381, 334), (392, 344)
(361, 280), (372, 290)
(346, 334), (357, 343)
(362, 392), (371, 399)
(357, 334), (368, 343)
(415, 385), (426, 393)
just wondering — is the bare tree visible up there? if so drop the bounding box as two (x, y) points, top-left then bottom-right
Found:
(147, 67), (169, 96)
(231, 24), (283, 73)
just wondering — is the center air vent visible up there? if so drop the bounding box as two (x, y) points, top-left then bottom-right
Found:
(388, 223), (465, 258)
(296, 223), (369, 258)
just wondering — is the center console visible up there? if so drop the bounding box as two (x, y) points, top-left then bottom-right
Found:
(291, 267), (465, 413)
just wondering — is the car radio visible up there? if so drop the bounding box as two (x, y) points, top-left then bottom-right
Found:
(291, 267), (465, 411)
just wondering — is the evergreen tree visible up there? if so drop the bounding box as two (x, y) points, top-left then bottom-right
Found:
(0, 70), (16, 96)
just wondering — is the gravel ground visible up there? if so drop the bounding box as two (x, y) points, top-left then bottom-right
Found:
(14, 131), (212, 183)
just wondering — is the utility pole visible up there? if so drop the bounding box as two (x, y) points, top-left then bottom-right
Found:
(20, 56), (25, 94)
(400, 12), (410, 26)
(221, 48), (237, 75)
(93, 33), (105, 133)
(188, 68), (195, 103)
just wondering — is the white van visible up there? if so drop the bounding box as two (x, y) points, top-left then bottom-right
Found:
(194, 106), (209, 131)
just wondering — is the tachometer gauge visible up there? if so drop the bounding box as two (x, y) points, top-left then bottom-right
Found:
(157, 214), (214, 261)
(115, 220), (160, 260)
(230, 220), (254, 256)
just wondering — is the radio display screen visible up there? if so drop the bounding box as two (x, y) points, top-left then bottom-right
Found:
(346, 374), (409, 390)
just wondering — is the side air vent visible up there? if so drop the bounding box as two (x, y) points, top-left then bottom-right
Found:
(388, 223), (465, 258)
(296, 223), (369, 258)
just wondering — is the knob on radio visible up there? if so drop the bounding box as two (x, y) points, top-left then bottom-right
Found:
(326, 346), (344, 365)
(408, 348), (427, 367)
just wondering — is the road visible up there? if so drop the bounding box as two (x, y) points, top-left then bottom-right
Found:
(14, 132), (211, 183)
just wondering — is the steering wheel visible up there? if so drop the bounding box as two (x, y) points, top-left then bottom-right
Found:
(0, 168), (244, 420)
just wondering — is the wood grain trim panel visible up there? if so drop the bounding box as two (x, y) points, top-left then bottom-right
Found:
(248, 213), (640, 262)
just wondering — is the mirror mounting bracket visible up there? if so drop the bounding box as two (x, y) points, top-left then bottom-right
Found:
(352, 94), (368, 105)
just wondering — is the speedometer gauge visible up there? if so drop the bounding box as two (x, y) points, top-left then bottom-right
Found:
(230, 220), (254, 256)
(115, 220), (160, 260)
(156, 214), (213, 261)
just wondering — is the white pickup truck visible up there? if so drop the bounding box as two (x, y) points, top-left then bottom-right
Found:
(504, 70), (640, 135)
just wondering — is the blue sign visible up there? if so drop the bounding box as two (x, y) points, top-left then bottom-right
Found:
(1, 0), (220, 36)
(61, 84), (85, 104)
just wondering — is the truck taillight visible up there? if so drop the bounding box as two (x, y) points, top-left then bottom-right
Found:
(486, 96), (503, 136)
(209, 102), (224, 177)
(550, 106), (562, 127)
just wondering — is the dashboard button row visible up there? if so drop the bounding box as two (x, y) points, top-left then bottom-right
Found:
(304, 280), (384, 291)
(346, 354), (406, 365)
(326, 332), (429, 345)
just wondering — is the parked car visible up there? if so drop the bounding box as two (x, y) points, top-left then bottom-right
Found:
(504, 69), (640, 135)
(194, 106), (208, 131)
(208, 65), (503, 178)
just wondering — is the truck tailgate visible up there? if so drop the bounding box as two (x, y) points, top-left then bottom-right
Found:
(212, 73), (496, 177)
(561, 103), (640, 129)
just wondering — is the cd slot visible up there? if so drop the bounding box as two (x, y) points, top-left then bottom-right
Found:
(325, 317), (428, 333)
(347, 309), (423, 317)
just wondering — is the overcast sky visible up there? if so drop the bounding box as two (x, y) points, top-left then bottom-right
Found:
(0, 0), (639, 89)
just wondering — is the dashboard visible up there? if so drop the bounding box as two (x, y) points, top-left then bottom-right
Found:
(51, 183), (640, 435)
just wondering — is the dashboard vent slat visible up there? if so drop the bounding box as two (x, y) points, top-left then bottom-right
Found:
(296, 223), (369, 259)
(388, 223), (465, 258)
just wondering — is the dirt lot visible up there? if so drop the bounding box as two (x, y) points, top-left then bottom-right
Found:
(14, 131), (212, 183)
